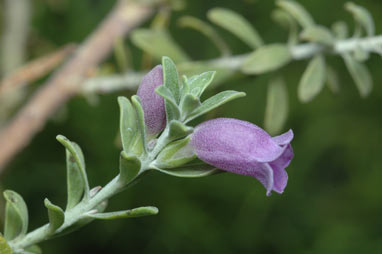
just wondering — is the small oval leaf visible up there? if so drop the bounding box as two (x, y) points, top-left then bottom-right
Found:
(156, 136), (196, 168)
(57, 135), (90, 202)
(345, 2), (375, 36)
(3, 190), (28, 241)
(119, 152), (141, 185)
(87, 206), (159, 220)
(264, 77), (289, 135)
(131, 96), (148, 154)
(300, 25), (334, 46)
(44, 198), (65, 233)
(276, 0), (315, 28)
(242, 44), (292, 74)
(186, 71), (216, 97)
(156, 163), (220, 178)
(118, 96), (138, 153)
(342, 53), (373, 97)
(131, 29), (189, 63)
(298, 55), (326, 103)
(168, 120), (193, 140)
(207, 8), (263, 49)
(185, 91), (246, 123)
(326, 65), (340, 94)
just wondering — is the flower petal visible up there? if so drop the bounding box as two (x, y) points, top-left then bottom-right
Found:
(272, 129), (294, 146)
(192, 118), (285, 164)
(247, 163), (274, 196)
(269, 144), (294, 193)
(137, 65), (166, 135)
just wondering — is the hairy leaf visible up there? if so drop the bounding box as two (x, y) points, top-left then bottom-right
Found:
(156, 163), (220, 178)
(345, 2), (375, 36)
(131, 29), (189, 63)
(242, 44), (292, 74)
(119, 152), (141, 185)
(276, 0), (315, 28)
(131, 96), (148, 154)
(298, 55), (326, 103)
(3, 190), (28, 241)
(207, 8), (263, 49)
(44, 199), (65, 233)
(156, 136), (196, 168)
(87, 206), (159, 220)
(264, 77), (289, 135)
(118, 96), (138, 153)
(343, 53), (372, 97)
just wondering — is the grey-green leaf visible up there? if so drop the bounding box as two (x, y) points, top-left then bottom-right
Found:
(326, 65), (340, 94)
(207, 8), (263, 49)
(331, 21), (348, 39)
(178, 16), (231, 56)
(156, 85), (181, 122)
(187, 71), (216, 97)
(24, 245), (42, 254)
(131, 96), (147, 154)
(298, 55), (326, 103)
(156, 136), (196, 168)
(343, 53), (372, 97)
(0, 233), (13, 254)
(44, 198), (65, 233)
(271, 9), (298, 45)
(162, 56), (181, 103)
(57, 135), (90, 202)
(242, 44), (292, 74)
(118, 96), (138, 153)
(180, 94), (201, 119)
(264, 77), (289, 135)
(157, 163), (220, 178)
(119, 151), (141, 185)
(345, 2), (375, 36)
(87, 206), (159, 220)
(276, 0), (315, 28)
(131, 29), (189, 63)
(300, 25), (334, 46)
(186, 91), (246, 123)
(3, 190), (28, 241)
(64, 144), (84, 211)
(168, 120), (193, 140)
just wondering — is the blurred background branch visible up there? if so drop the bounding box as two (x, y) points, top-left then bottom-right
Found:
(0, 0), (154, 174)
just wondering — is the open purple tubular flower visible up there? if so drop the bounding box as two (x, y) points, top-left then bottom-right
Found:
(137, 65), (166, 135)
(191, 118), (294, 196)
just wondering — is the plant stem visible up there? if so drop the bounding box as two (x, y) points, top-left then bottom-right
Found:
(8, 175), (128, 251)
(83, 35), (382, 93)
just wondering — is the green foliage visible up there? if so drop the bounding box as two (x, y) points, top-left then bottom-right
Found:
(207, 8), (263, 49)
(264, 77), (288, 135)
(242, 44), (292, 74)
(298, 55), (326, 103)
(44, 199), (65, 233)
(0, 233), (13, 254)
(276, 0), (315, 28)
(86, 207), (159, 220)
(3, 191), (28, 241)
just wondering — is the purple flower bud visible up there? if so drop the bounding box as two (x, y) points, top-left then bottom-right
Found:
(137, 65), (166, 135)
(191, 118), (294, 196)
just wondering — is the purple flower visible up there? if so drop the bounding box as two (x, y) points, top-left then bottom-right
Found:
(190, 118), (294, 196)
(137, 65), (166, 135)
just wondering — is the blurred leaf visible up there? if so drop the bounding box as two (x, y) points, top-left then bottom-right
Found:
(131, 96), (148, 154)
(0, 233), (12, 254)
(326, 65), (340, 94)
(168, 120), (193, 140)
(118, 97), (138, 154)
(241, 44), (292, 74)
(87, 206), (159, 220)
(3, 190), (28, 241)
(185, 91), (246, 122)
(178, 16), (230, 56)
(57, 135), (90, 202)
(271, 9), (298, 45)
(264, 77), (288, 135)
(180, 94), (201, 118)
(207, 8), (263, 49)
(298, 55), (326, 103)
(119, 152), (141, 185)
(276, 0), (314, 28)
(156, 136), (196, 168)
(300, 25), (334, 46)
(345, 2), (375, 36)
(24, 245), (42, 254)
(186, 71), (216, 97)
(131, 29), (189, 63)
(331, 21), (348, 39)
(342, 53), (372, 97)
(157, 163), (220, 178)
(44, 199), (65, 233)
(353, 47), (369, 62)
(113, 37), (129, 72)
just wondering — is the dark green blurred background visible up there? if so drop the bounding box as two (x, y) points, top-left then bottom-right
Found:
(1, 0), (381, 253)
